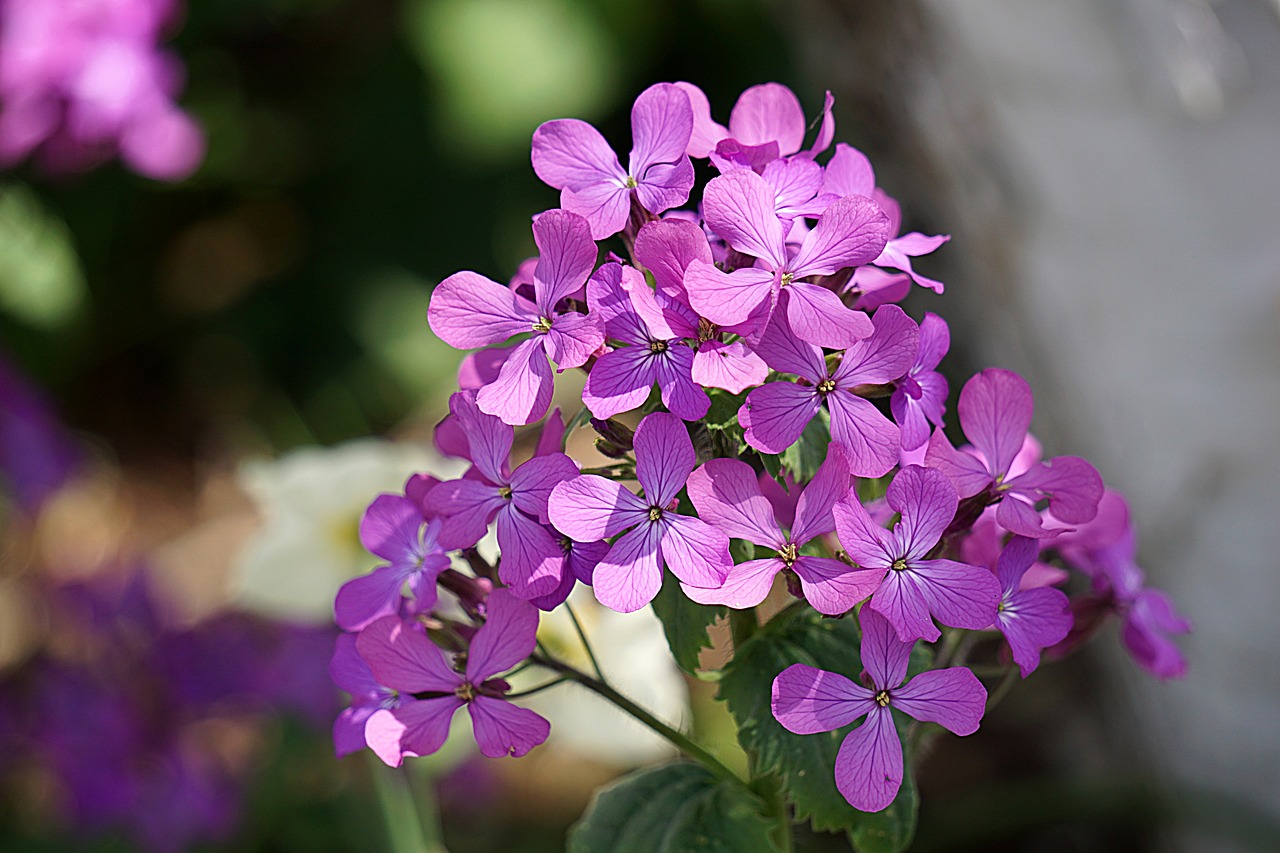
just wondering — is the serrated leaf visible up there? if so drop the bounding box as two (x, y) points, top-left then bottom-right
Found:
(652, 571), (726, 674)
(780, 412), (830, 482)
(568, 763), (780, 853)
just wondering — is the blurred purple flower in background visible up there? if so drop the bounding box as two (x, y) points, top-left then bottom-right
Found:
(0, 350), (80, 512)
(0, 0), (204, 179)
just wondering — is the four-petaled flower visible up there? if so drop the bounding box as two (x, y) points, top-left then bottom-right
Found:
(991, 535), (1073, 677)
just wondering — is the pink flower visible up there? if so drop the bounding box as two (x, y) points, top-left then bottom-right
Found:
(674, 82), (834, 171)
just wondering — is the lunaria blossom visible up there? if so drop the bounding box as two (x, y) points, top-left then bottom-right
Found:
(889, 312), (950, 451)
(361, 591), (550, 765)
(990, 536), (1072, 677)
(772, 608), (986, 812)
(674, 82), (834, 171)
(548, 412), (731, 613)
(833, 465), (1001, 643)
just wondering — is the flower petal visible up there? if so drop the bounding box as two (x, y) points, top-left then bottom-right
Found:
(684, 261), (776, 330)
(449, 390), (513, 485)
(544, 311), (605, 369)
(870, 568), (939, 643)
(789, 195), (890, 277)
(794, 556), (883, 616)
(655, 345), (710, 421)
(772, 663), (873, 735)
(885, 465), (958, 560)
(826, 390), (901, 478)
(834, 706), (903, 813)
(495, 506), (565, 599)
(592, 523), (664, 613)
(728, 83), (805, 155)
(791, 445), (853, 545)
(629, 82), (694, 174)
(687, 458), (785, 547)
(356, 616), (461, 694)
(335, 565), (410, 632)
(467, 588), (541, 680)
(741, 381), (821, 455)
(428, 271), (536, 349)
(692, 340), (768, 393)
(634, 217), (714, 299)
(634, 412), (696, 507)
(475, 337), (554, 426)
(548, 475), (649, 542)
(683, 557), (780, 609)
(911, 558), (1003, 631)
(531, 118), (624, 190)
(783, 283), (874, 349)
(366, 699), (463, 766)
(892, 668), (987, 735)
(582, 346), (658, 420)
(752, 311), (828, 382)
(821, 143), (876, 198)
(702, 169), (786, 265)
(859, 607), (913, 690)
(832, 493), (894, 569)
(957, 368), (1033, 481)
(532, 209), (597, 314)
(510, 453), (579, 522)
(469, 696), (551, 758)
(673, 81), (728, 158)
(658, 513), (732, 588)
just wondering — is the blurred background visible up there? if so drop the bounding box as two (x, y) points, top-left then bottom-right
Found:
(1, 0), (1278, 850)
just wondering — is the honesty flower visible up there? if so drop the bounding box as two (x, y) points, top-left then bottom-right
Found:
(427, 209), (604, 425)
(330, 633), (401, 758)
(684, 168), (890, 348)
(772, 608), (986, 812)
(833, 465), (1001, 643)
(991, 536), (1072, 677)
(361, 591), (550, 764)
(548, 412), (731, 613)
(890, 312), (949, 451)
(685, 446), (881, 614)
(740, 306), (918, 476)
(925, 369), (1104, 538)
(532, 83), (694, 240)
(674, 82), (834, 170)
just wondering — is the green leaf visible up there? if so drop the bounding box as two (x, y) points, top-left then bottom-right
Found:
(847, 763), (918, 853)
(705, 388), (748, 432)
(779, 411), (830, 482)
(568, 763), (780, 853)
(651, 571), (726, 674)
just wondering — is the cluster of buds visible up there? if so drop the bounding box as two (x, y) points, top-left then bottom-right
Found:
(330, 82), (1190, 814)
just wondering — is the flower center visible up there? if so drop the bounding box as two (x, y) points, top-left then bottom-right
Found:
(874, 689), (891, 707)
(532, 316), (553, 333)
(779, 542), (798, 566)
(648, 506), (663, 522)
(625, 175), (638, 189)
(455, 682), (475, 702)
(649, 339), (669, 354)
(697, 317), (717, 342)
(559, 535), (574, 554)
(780, 272), (795, 287)
(817, 378), (837, 394)
(891, 558), (908, 572)
(498, 486), (513, 500)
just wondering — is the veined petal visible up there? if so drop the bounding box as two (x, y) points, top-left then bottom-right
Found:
(531, 118), (625, 190)
(762, 157), (824, 219)
(635, 158), (695, 215)
(629, 82), (695, 173)
(692, 340), (768, 393)
(806, 90), (836, 156)
(911, 559), (1002, 631)
(360, 494), (426, 563)
(916, 313), (950, 371)
(826, 390), (901, 478)
(835, 706), (903, 813)
(788, 195), (890, 277)
(510, 452), (579, 522)
(995, 535), (1040, 594)
(702, 169), (787, 265)
(593, 523), (664, 613)
(885, 465), (958, 560)
(995, 494), (1058, 539)
(822, 143), (876, 198)
(466, 588), (540, 681)
(684, 262), (775, 329)
(794, 557), (882, 616)
(870, 568), (939, 643)
(997, 586), (1071, 677)
(687, 458), (786, 548)
(330, 633), (382, 698)
(623, 265), (697, 339)
(335, 566), (410, 632)
(449, 390), (513, 485)
(475, 337), (553, 426)
(1005, 455), (1104, 525)
(634, 412), (696, 507)
(741, 381), (821, 455)
(357, 616), (461, 694)
(335, 705), (378, 758)
(367, 699), (463, 766)
(633, 217), (714, 299)
(544, 311), (604, 369)
(791, 445), (853, 545)
(469, 696), (551, 758)
(548, 475), (648, 542)
(582, 346), (658, 420)
(562, 182), (631, 240)
(783, 283), (873, 349)
(710, 139), (781, 173)
(673, 81), (728, 158)
(588, 262), (651, 343)
(428, 271), (537, 349)
(753, 311), (828, 382)
(892, 668), (987, 736)
(834, 304), (920, 386)
(859, 607), (913, 689)
(532, 209), (597, 314)
(655, 345), (711, 421)
(728, 83), (805, 155)
(659, 513), (733, 588)
(832, 493), (894, 569)
(430, 478), (504, 550)
(923, 429), (992, 498)
(684, 557), (780, 609)
(957, 368), (1033, 480)
(772, 663), (873, 735)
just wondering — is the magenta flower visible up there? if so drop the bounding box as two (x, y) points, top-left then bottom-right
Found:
(674, 82), (834, 170)
(631, 218), (768, 392)
(771, 608), (986, 812)
(833, 465), (1001, 643)
(548, 412), (731, 613)
(685, 447), (881, 614)
(823, 144), (950, 294)
(889, 312), (950, 451)
(330, 634), (401, 758)
(924, 369), (1104, 538)
(991, 536), (1072, 677)
(0, 0), (204, 180)
(684, 168), (890, 348)
(360, 592), (551, 765)
(334, 493), (451, 631)
(740, 306), (918, 477)
(531, 83), (694, 240)
(428, 392), (579, 599)
(581, 262), (709, 421)
(427, 209), (604, 425)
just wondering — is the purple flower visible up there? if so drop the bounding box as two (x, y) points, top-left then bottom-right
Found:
(330, 633), (401, 758)
(823, 144), (950, 294)
(833, 465), (1001, 643)
(740, 306), (918, 477)
(360, 591), (551, 764)
(771, 609), (986, 812)
(581, 261), (709, 421)
(924, 369), (1104, 538)
(685, 446), (881, 614)
(548, 412), (731, 613)
(889, 312), (950, 451)
(427, 209), (604, 425)
(0, 0), (204, 180)
(0, 350), (80, 512)
(333, 493), (451, 631)
(532, 83), (694, 239)
(684, 168), (890, 348)
(675, 82), (834, 170)
(428, 392), (579, 599)
(991, 536), (1072, 677)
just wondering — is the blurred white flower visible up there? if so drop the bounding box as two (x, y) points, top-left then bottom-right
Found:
(231, 438), (461, 624)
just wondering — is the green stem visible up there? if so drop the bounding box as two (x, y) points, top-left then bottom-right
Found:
(369, 756), (447, 853)
(565, 601), (605, 680)
(532, 653), (743, 785)
(754, 775), (795, 853)
(503, 676), (569, 699)
(985, 666), (1019, 714)
(729, 607), (758, 651)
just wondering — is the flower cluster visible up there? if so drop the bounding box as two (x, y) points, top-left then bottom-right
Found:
(0, 0), (204, 180)
(331, 82), (1191, 821)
